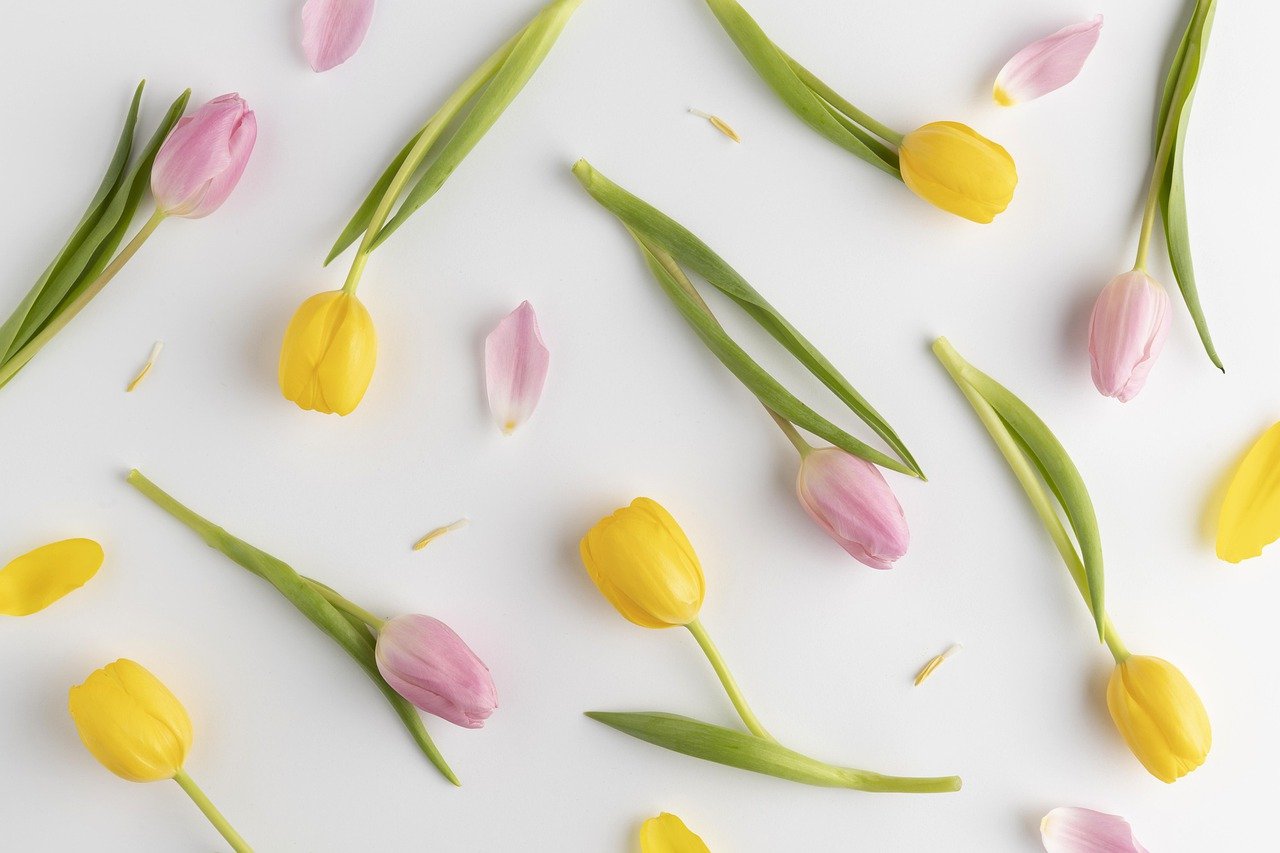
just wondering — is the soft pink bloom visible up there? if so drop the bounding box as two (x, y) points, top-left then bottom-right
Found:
(152, 94), (257, 219)
(1041, 807), (1149, 853)
(375, 615), (498, 729)
(995, 15), (1103, 106)
(302, 0), (376, 73)
(1088, 270), (1171, 403)
(796, 448), (909, 570)
(485, 301), (550, 435)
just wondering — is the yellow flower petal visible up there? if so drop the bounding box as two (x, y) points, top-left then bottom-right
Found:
(0, 538), (104, 616)
(640, 813), (711, 853)
(1217, 422), (1280, 563)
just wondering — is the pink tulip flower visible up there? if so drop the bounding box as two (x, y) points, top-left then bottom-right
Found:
(1040, 807), (1149, 853)
(375, 615), (498, 729)
(796, 448), (910, 570)
(995, 16), (1103, 106)
(302, 0), (376, 73)
(152, 94), (257, 219)
(485, 301), (550, 435)
(1088, 270), (1171, 403)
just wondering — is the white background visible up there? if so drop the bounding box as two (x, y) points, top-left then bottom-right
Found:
(0, 0), (1275, 850)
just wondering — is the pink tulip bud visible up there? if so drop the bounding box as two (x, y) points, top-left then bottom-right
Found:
(796, 448), (909, 570)
(1088, 271), (1171, 403)
(151, 94), (257, 219)
(302, 0), (376, 73)
(375, 615), (498, 729)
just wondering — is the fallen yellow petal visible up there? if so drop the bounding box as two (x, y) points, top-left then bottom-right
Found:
(1217, 422), (1280, 563)
(0, 539), (104, 616)
(413, 518), (469, 552)
(914, 643), (962, 686)
(640, 812), (711, 853)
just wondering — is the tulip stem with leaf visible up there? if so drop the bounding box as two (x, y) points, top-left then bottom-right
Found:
(933, 338), (1211, 783)
(699, 0), (1016, 223)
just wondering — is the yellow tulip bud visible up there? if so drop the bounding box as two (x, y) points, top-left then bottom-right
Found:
(1106, 655), (1211, 783)
(68, 659), (193, 783)
(641, 812), (711, 852)
(278, 290), (377, 416)
(899, 121), (1017, 224)
(580, 498), (705, 628)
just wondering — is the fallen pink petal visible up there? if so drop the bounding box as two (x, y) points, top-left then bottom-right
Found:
(485, 301), (550, 435)
(1041, 807), (1149, 853)
(995, 15), (1103, 106)
(302, 0), (377, 73)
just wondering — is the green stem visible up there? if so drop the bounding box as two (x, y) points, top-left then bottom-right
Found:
(1133, 55), (1191, 272)
(766, 407), (813, 457)
(781, 52), (905, 146)
(0, 208), (167, 388)
(340, 33), (521, 294)
(304, 578), (386, 630)
(837, 768), (963, 794)
(172, 769), (253, 853)
(686, 618), (776, 741)
(932, 339), (1129, 663)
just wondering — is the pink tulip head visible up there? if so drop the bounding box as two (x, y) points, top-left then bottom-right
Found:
(302, 0), (376, 73)
(995, 15), (1103, 106)
(1040, 807), (1149, 853)
(375, 614), (498, 729)
(796, 448), (909, 570)
(151, 94), (257, 219)
(1088, 270), (1171, 403)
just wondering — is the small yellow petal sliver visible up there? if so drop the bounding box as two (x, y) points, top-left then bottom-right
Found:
(0, 538), (104, 616)
(1217, 422), (1280, 563)
(640, 812), (711, 853)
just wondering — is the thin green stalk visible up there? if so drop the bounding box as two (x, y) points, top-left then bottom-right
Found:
(172, 770), (253, 853)
(1133, 58), (1188, 272)
(780, 52), (904, 146)
(766, 407), (813, 457)
(305, 578), (386, 630)
(932, 339), (1129, 662)
(686, 619), (776, 741)
(0, 209), (167, 389)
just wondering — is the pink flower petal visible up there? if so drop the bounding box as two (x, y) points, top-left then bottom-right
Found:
(1041, 807), (1149, 853)
(485, 301), (550, 435)
(995, 15), (1103, 106)
(302, 0), (376, 73)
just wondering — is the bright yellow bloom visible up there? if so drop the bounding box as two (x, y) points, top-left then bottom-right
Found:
(641, 812), (711, 853)
(278, 290), (377, 416)
(1106, 655), (1210, 783)
(580, 498), (705, 628)
(68, 659), (193, 783)
(0, 538), (103, 616)
(899, 121), (1017, 224)
(1217, 422), (1280, 562)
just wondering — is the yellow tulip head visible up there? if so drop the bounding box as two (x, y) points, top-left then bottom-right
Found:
(899, 121), (1017, 223)
(68, 659), (193, 783)
(1106, 655), (1211, 783)
(640, 812), (711, 853)
(580, 498), (705, 629)
(278, 290), (377, 416)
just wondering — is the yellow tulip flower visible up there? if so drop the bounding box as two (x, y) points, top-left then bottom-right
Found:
(278, 290), (377, 416)
(899, 122), (1018, 224)
(0, 538), (103, 617)
(1106, 655), (1211, 783)
(580, 498), (705, 628)
(641, 812), (711, 853)
(1217, 422), (1280, 563)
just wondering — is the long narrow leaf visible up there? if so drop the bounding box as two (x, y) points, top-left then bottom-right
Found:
(325, 128), (425, 266)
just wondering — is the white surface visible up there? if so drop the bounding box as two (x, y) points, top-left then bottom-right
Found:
(0, 1), (1275, 850)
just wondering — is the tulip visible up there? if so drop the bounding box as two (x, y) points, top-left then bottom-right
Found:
(375, 614), (498, 729)
(485, 301), (550, 434)
(1040, 807), (1148, 853)
(1217, 422), (1280, 563)
(278, 290), (378, 415)
(994, 16), (1103, 107)
(641, 812), (711, 853)
(1106, 655), (1211, 783)
(1088, 271), (1171, 403)
(898, 122), (1017, 223)
(68, 660), (251, 852)
(302, 0), (376, 73)
(0, 538), (103, 617)
(152, 94), (257, 219)
(796, 447), (909, 570)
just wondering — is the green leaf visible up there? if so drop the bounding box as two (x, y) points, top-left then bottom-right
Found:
(586, 711), (961, 793)
(324, 128), (425, 266)
(369, 0), (585, 251)
(125, 470), (460, 786)
(573, 159), (923, 477)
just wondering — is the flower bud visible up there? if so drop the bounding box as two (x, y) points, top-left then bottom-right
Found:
(152, 94), (257, 219)
(796, 448), (909, 570)
(375, 615), (498, 729)
(1040, 806), (1148, 853)
(278, 290), (377, 415)
(68, 659), (193, 783)
(1106, 655), (1211, 783)
(1088, 271), (1171, 403)
(898, 121), (1017, 223)
(580, 498), (705, 628)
